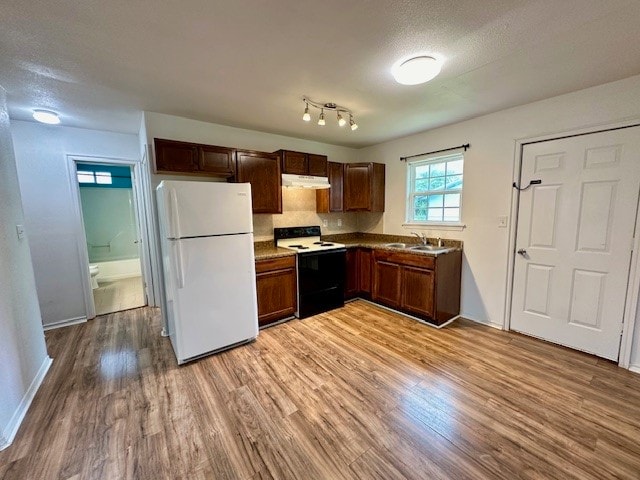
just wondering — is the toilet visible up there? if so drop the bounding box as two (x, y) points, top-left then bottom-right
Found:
(89, 264), (100, 289)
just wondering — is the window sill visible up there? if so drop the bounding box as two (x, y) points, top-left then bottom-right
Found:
(402, 222), (467, 231)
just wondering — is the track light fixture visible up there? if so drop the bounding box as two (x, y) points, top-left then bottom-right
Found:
(302, 97), (357, 131)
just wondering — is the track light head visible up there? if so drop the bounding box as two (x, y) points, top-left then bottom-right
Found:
(318, 109), (325, 126)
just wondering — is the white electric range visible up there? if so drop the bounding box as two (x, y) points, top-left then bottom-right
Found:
(274, 226), (346, 318)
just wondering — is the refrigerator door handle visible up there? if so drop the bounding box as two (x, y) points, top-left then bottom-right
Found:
(175, 242), (186, 288)
(169, 188), (181, 239)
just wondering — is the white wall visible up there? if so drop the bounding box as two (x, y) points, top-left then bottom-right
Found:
(10, 121), (139, 327)
(0, 87), (51, 450)
(358, 74), (640, 365)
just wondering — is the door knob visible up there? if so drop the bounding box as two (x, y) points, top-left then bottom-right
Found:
(517, 249), (527, 256)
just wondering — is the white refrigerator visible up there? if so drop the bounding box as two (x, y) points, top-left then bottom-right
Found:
(156, 180), (258, 364)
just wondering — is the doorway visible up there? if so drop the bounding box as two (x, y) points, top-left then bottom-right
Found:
(69, 157), (151, 318)
(510, 126), (640, 360)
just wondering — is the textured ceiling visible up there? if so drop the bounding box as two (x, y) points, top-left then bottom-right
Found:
(1, 0), (640, 148)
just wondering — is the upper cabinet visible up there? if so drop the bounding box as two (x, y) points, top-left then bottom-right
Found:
(276, 150), (328, 177)
(235, 150), (282, 214)
(343, 162), (385, 212)
(154, 138), (235, 178)
(316, 161), (344, 213)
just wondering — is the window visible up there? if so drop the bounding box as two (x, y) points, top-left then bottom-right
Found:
(407, 153), (463, 224)
(77, 171), (112, 185)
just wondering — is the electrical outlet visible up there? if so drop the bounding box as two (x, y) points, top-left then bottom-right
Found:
(322, 219), (328, 227)
(498, 216), (508, 228)
(16, 224), (25, 240)
(337, 218), (342, 227)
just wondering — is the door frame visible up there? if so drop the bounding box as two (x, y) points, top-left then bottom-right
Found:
(66, 154), (154, 319)
(504, 119), (640, 368)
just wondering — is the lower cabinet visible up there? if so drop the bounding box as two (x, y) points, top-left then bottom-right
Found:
(345, 247), (373, 299)
(255, 256), (297, 327)
(345, 249), (359, 299)
(357, 248), (372, 297)
(372, 249), (461, 325)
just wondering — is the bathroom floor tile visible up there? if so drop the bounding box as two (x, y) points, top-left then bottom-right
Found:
(93, 276), (145, 316)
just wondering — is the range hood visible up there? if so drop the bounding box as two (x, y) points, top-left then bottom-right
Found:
(281, 173), (330, 189)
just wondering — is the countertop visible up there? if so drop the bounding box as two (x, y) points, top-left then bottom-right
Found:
(254, 241), (297, 260)
(254, 233), (462, 260)
(321, 232), (463, 257)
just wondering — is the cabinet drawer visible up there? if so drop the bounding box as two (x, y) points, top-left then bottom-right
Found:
(373, 250), (435, 269)
(255, 255), (296, 273)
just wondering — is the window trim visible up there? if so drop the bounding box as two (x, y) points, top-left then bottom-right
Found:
(405, 152), (464, 226)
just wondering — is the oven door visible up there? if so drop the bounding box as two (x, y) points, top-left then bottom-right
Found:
(297, 248), (346, 319)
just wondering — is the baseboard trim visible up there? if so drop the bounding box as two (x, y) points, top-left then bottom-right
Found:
(460, 312), (504, 330)
(629, 364), (640, 375)
(357, 299), (458, 329)
(0, 355), (53, 451)
(43, 316), (87, 331)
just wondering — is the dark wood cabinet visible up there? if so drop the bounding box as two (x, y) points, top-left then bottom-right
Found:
(236, 150), (282, 214)
(154, 139), (199, 173)
(401, 266), (435, 318)
(344, 163), (385, 212)
(308, 154), (328, 177)
(345, 249), (359, 299)
(372, 260), (402, 309)
(372, 249), (461, 325)
(357, 248), (372, 296)
(255, 256), (297, 327)
(316, 162), (344, 213)
(276, 150), (328, 177)
(199, 145), (235, 176)
(154, 138), (235, 178)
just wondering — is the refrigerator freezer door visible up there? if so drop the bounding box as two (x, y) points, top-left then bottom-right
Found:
(157, 180), (253, 239)
(168, 232), (258, 363)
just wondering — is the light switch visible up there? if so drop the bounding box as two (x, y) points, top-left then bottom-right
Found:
(498, 216), (508, 228)
(322, 219), (328, 227)
(16, 224), (25, 240)
(337, 218), (342, 227)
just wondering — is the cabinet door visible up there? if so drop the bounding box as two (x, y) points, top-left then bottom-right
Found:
(400, 266), (435, 318)
(345, 248), (358, 299)
(308, 154), (328, 177)
(344, 163), (372, 211)
(256, 267), (297, 326)
(316, 161), (343, 213)
(236, 150), (282, 214)
(372, 259), (401, 308)
(199, 145), (235, 177)
(154, 139), (198, 173)
(357, 248), (372, 295)
(281, 151), (308, 175)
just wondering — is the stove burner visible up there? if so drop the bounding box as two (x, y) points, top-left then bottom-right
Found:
(288, 244), (304, 248)
(321, 243), (334, 246)
(298, 246), (309, 250)
(313, 241), (323, 245)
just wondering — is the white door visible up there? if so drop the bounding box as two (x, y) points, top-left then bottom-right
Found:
(511, 127), (640, 360)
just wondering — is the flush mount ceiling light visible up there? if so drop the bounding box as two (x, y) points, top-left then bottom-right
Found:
(32, 109), (61, 125)
(392, 55), (442, 85)
(302, 97), (357, 131)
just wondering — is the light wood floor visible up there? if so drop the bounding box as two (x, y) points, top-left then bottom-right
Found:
(2, 301), (640, 479)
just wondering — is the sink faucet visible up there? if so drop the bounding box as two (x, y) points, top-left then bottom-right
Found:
(437, 237), (443, 247)
(411, 231), (428, 246)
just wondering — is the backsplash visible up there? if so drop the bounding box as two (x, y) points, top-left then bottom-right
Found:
(253, 188), (358, 241)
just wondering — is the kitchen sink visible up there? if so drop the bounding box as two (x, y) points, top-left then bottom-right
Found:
(384, 242), (408, 248)
(410, 245), (452, 253)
